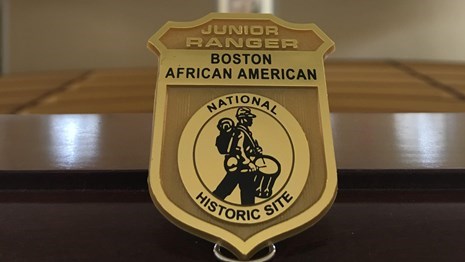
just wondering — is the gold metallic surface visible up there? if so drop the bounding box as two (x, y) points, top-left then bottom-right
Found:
(148, 13), (337, 260)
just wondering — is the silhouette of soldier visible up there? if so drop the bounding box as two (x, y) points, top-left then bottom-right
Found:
(213, 107), (263, 205)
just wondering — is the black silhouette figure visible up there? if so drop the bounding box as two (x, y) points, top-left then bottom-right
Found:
(213, 107), (281, 205)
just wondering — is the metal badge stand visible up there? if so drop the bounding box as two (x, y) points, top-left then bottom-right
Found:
(214, 243), (276, 262)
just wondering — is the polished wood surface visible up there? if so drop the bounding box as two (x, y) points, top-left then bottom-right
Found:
(1, 61), (465, 113)
(0, 114), (150, 170)
(1, 113), (464, 171)
(1, 113), (465, 192)
(332, 113), (465, 169)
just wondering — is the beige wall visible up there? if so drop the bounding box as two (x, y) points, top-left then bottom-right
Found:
(276, 0), (465, 62)
(4, 0), (465, 73)
(6, 0), (215, 73)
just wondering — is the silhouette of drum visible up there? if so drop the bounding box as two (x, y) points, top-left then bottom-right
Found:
(253, 155), (281, 198)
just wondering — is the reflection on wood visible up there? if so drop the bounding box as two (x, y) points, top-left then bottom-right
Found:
(0, 113), (465, 192)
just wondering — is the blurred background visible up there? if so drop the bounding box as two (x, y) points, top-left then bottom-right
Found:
(1, 0), (465, 113)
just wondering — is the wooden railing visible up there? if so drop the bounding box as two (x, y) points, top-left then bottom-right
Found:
(1, 61), (465, 114)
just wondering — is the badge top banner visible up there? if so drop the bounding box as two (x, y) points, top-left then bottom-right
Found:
(148, 13), (337, 260)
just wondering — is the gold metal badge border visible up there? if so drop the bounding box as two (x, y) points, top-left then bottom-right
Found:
(148, 13), (337, 259)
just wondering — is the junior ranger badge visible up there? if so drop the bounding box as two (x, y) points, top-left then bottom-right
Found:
(147, 13), (337, 261)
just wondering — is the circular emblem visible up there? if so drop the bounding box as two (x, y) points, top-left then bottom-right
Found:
(178, 93), (310, 224)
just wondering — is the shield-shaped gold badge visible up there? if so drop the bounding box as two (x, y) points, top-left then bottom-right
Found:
(147, 13), (337, 260)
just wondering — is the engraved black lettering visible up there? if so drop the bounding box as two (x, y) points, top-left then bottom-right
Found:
(251, 209), (261, 219)
(271, 68), (280, 79)
(251, 54), (260, 64)
(240, 95), (250, 104)
(261, 68), (269, 80)
(212, 68), (222, 79)
(263, 54), (272, 64)
(186, 67), (196, 78)
(176, 67), (184, 77)
(282, 191), (294, 203)
(232, 53), (241, 64)
(218, 205), (226, 216)
(264, 204), (274, 216)
(243, 54), (250, 64)
(225, 208), (235, 219)
(297, 69), (307, 80)
(218, 99), (227, 108)
(271, 105), (277, 115)
(286, 68), (295, 80)
(204, 197), (210, 207)
(264, 192), (295, 215)
(272, 201), (278, 211)
(201, 68), (210, 78)
(207, 103), (217, 113)
(248, 68), (259, 79)
(211, 53), (220, 64)
(224, 68), (232, 79)
(211, 53), (271, 65)
(208, 200), (217, 212)
(196, 192), (208, 204)
(274, 196), (285, 208)
(206, 95), (278, 116)
(251, 96), (261, 106)
(238, 68), (247, 79)
(236, 210), (246, 221)
(221, 54), (231, 64)
(307, 69), (317, 80)
(261, 100), (270, 110)
(165, 68), (175, 78)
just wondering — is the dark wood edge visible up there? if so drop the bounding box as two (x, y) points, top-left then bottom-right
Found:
(339, 169), (465, 190)
(2, 168), (465, 190)
(2, 188), (465, 203)
(2, 169), (465, 203)
(0, 169), (148, 190)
